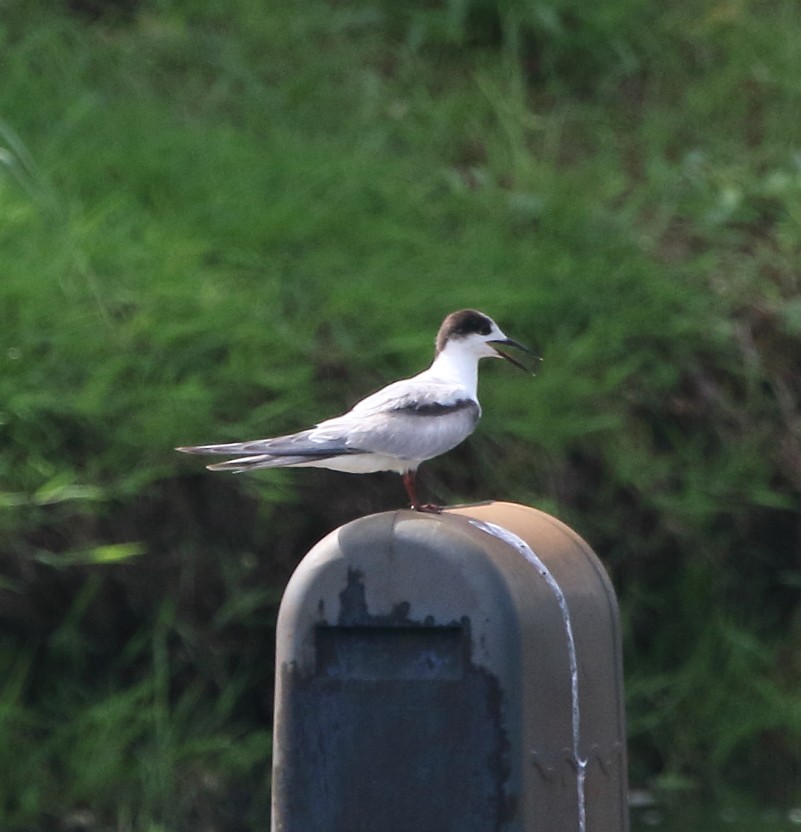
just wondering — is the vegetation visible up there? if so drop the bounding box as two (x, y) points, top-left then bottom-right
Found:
(1, 0), (800, 828)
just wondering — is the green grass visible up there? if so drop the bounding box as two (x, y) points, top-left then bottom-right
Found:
(1, 0), (801, 828)
(0, 574), (275, 829)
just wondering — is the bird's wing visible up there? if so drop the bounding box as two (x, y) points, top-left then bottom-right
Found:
(312, 378), (481, 461)
(343, 375), (472, 418)
(176, 429), (354, 458)
(177, 378), (480, 464)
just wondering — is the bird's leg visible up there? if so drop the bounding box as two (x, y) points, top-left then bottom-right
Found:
(402, 470), (442, 514)
(402, 470), (419, 508)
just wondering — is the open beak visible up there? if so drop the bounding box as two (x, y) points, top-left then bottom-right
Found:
(489, 338), (540, 375)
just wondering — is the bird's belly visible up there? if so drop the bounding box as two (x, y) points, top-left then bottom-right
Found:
(296, 454), (412, 474)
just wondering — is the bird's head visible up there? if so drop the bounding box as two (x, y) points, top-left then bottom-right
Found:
(435, 309), (538, 373)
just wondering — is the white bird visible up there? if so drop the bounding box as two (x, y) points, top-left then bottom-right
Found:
(176, 309), (535, 512)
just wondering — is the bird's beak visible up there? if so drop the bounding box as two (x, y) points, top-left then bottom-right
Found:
(489, 338), (540, 375)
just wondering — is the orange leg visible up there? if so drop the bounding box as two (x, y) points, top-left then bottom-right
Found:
(402, 470), (442, 513)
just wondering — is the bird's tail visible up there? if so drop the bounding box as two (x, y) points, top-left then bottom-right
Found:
(204, 454), (313, 473)
(176, 441), (270, 456)
(176, 441), (343, 473)
(176, 431), (352, 473)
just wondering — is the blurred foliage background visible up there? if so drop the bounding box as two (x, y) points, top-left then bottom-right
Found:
(1, 0), (800, 828)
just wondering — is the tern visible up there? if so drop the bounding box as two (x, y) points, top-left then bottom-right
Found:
(177, 309), (535, 511)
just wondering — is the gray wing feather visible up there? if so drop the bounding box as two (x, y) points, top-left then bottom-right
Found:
(317, 399), (480, 461)
(177, 376), (480, 467)
(177, 429), (354, 458)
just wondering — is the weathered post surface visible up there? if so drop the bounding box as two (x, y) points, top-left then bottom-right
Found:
(271, 501), (628, 832)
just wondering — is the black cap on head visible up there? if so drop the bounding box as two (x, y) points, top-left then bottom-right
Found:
(435, 309), (494, 354)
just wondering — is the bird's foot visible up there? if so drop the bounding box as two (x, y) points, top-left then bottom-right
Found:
(413, 503), (443, 514)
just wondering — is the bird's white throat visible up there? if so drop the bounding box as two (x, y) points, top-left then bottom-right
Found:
(424, 341), (483, 396)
